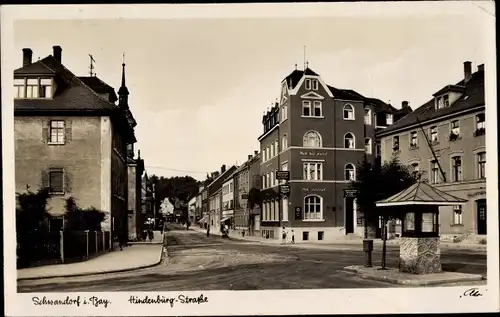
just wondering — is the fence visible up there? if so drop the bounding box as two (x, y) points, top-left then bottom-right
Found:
(17, 230), (111, 268)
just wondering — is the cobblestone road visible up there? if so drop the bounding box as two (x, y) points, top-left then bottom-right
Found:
(17, 226), (487, 292)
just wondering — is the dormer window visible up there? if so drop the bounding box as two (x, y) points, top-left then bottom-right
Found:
(312, 79), (319, 90)
(305, 78), (318, 91)
(14, 77), (53, 99)
(305, 79), (311, 90)
(386, 114), (393, 125)
(436, 94), (450, 110)
(443, 94), (449, 107)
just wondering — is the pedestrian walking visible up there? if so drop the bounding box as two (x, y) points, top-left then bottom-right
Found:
(206, 226), (210, 237)
(281, 227), (287, 244)
(148, 229), (154, 242)
(118, 232), (127, 251)
(291, 229), (295, 244)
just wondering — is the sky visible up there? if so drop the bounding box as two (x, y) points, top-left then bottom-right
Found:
(12, 6), (490, 181)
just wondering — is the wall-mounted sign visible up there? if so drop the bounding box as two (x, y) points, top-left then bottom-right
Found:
(294, 207), (302, 220)
(276, 171), (290, 181)
(301, 188), (327, 192)
(279, 185), (291, 196)
(299, 151), (328, 156)
(343, 189), (357, 198)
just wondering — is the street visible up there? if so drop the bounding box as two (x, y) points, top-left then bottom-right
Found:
(17, 226), (487, 292)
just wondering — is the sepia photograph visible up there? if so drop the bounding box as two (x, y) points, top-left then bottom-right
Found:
(2, 1), (498, 316)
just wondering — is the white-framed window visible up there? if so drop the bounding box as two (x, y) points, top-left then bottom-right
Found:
(443, 94), (450, 107)
(262, 202), (267, 221)
(270, 200), (276, 221)
(430, 160), (440, 184)
(303, 162), (323, 180)
(343, 104), (355, 120)
(271, 171), (275, 187)
(270, 143), (275, 158)
(282, 197), (289, 221)
(453, 205), (463, 225)
(275, 140), (279, 154)
(40, 78), (53, 98)
(281, 105), (288, 122)
(303, 131), (322, 148)
(26, 78), (39, 99)
(393, 136), (400, 151)
(364, 138), (372, 154)
(302, 100), (311, 116)
(313, 101), (322, 117)
(49, 120), (66, 144)
(14, 78), (25, 98)
(451, 156), (463, 182)
(364, 108), (372, 125)
(262, 175), (266, 189)
(430, 126), (438, 143)
(305, 79), (312, 90)
(476, 113), (485, 130)
(280, 162), (289, 184)
(410, 131), (418, 148)
(266, 173), (270, 188)
(274, 200), (279, 221)
(386, 114), (393, 125)
(49, 168), (65, 194)
(345, 164), (355, 181)
(344, 133), (355, 149)
(282, 134), (288, 150)
(304, 195), (322, 220)
(451, 120), (460, 136)
(266, 147), (270, 160)
(312, 79), (319, 90)
(477, 152), (486, 179)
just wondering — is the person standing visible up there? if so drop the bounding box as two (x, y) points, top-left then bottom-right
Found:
(281, 227), (287, 244)
(291, 229), (295, 244)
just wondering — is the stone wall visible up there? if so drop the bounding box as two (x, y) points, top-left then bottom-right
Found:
(399, 237), (442, 274)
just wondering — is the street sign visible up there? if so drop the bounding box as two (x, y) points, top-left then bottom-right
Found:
(294, 207), (302, 220)
(343, 189), (357, 198)
(279, 184), (290, 195)
(276, 171), (290, 181)
(241, 194), (249, 199)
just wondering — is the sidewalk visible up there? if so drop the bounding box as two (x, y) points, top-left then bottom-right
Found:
(17, 231), (165, 281)
(189, 226), (486, 252)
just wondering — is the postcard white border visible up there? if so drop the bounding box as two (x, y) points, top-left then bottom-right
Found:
(2, 2), (498, 316)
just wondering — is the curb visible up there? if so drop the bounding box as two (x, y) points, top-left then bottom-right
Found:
(18, 243), (165, 282)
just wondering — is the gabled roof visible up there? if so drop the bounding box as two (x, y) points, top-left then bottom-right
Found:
(14, 61), (55, 76)
(377, 67), (484, 137)
(283, 67), (319, 89)
(375, 181), (468, 207)
(432, 84), (466, 97)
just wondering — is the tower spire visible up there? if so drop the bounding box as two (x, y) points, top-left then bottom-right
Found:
(118, 52), (129, 105)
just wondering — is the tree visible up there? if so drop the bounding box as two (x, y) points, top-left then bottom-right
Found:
(349, 155), (422, 268)
(64, 197), (106, 231)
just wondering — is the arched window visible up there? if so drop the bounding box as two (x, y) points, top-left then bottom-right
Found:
(303, 131), (322, 148)
(304, 195), (323, 220)
(343, 104), (355, 120)
(345, 164), (355, 181)
(282, 134), (288, 150)
(344, 133), (355, 149)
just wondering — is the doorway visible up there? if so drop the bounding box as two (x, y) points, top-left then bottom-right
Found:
(476, 199), (487, 235)
(345, 197), (354, 234)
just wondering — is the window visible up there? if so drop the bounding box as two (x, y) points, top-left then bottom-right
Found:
(364, 108), (372, 125)
(270, 143), (275, 158)
(386, 114), (393, 125)
(410, 131), (418, 148)
(343, 104), (355, 120)
(344, 133), (355, 149)
(282, 134), (288, 150)
(443, 94), (449, 107)
(411, 163), (420, 175)
(318, 231), (324, 241)
(476, 113), (485, 134)
(302, 101), (311, 116)
(281, 105), (288, 122)
(312, 79), (319, 90)
(270, 201), (275, 221)
(313, 101), (322, 117)
(266, 173), (270, 188)
(282, 197), (289, 221)
(345, 164), (355, 181)
(376, 141), (381, 157)
(271, 171), (275, 187)
(275, 140), (279, 154)
(364, 138), (372, 154)
(303, 131), (322, 147)
(305, 79), (311, 90)
(451, 120), (460, 136)
(303, 162), (323, 181)
(430, 126), (438, 143)
(14, 78), (25, 98)
(266, 147), (270, 160)
(304, 195), (322, 220)
(453, 205), (463, 225)
(392, 136), (400, 151)
(436, 97), (443, 109)
(49, 120), (65, 144)
(274, 200), (279, 221)
(451, 156), (462, 182)
(26, 78), (39, 98)
(40, 78), (53, 98)
(477, 152), (486, 179)
(430, 160), (440, 184)
(302, 231), (309, 241)
(49, 169), (64, 194)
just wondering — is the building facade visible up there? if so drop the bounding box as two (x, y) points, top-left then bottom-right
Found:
(205, 165), (238, 232)
(14, 46), (136, 243)
(195, 184), (204, 224)
(258, 67), (399, 242)
(377, 61), (486, 241)
(221, 176), (235, 229)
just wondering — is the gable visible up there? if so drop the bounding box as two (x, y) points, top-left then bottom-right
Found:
(300, 91), (325, 100)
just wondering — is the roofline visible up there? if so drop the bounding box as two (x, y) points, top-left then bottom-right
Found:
(376, 200), (467, 207)
(258, 124), (279, 141)
(14, 109), (114, 116)
(377, 104), (485, 137)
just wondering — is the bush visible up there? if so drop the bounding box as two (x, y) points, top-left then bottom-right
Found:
(479, 238), (487, 245)
(64, 197), (106, 231)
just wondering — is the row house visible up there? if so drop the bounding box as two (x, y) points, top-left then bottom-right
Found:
(377, 61), (487, 241)
(221, 175), (235, 229)
(188, 197), (196, 225)
(204, 165), (237, 232)
(14, 46), (137, 243)
(195, 183), (204, 224)
(257, 66), (401, 242)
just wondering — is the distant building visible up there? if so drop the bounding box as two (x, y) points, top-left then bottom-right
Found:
(14, 46), (136, 243)
(188, 197), (196, 224)
(221, 175), (235, 229)
(194, 184), (204, 224)
(205, 165), (237, 232)
(377, 61), (486, 241)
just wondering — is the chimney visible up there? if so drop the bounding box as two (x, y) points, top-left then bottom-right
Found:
(402, 101), (409, 108)
(254, 150), (258, 156)
(221, 165), (226, 173)
(22, 48), (32, 67)
(464, 61), (472, 83)
(478, 64), (484, 72)
(53, 45), (62, 63)
(214, 171), (220, 178)
(248, 155), (253, 160)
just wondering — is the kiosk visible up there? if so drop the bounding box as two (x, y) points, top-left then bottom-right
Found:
(376, 181), (467, 274)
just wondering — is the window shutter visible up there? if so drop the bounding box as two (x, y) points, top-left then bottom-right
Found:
(41, 170), (49, 189)
(42, 123), (49, 143)
(64, 171), (71, 194)
(65, 120), (72, 143)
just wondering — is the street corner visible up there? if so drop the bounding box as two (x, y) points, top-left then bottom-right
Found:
(342, 265), (485, 286)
